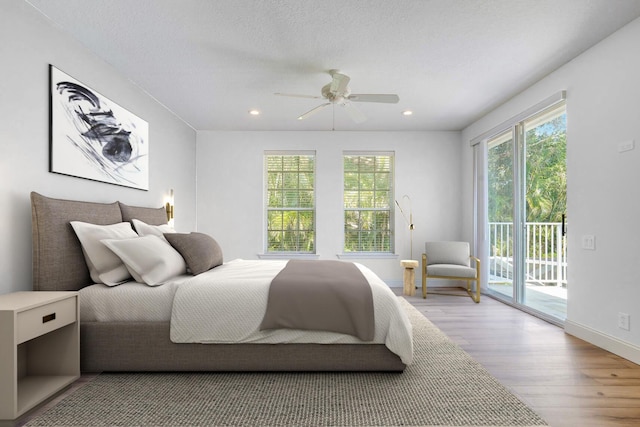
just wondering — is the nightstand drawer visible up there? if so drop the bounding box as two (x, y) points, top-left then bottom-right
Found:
(16, 297), (77, 344)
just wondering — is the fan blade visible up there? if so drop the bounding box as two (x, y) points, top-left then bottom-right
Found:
(275, 92), (322, 99)
(348, 94), (400, 103)
(330, 73), (350, 95)
(297, 103), (331, 120)
(342, 102), (367, 123)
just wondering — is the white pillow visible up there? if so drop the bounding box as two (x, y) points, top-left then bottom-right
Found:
(70, 221), (138, 286)
(132, 219), (175, 240)
(101, 235), (187, 286)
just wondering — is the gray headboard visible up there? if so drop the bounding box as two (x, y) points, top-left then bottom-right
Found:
(31, 192), (167, 291)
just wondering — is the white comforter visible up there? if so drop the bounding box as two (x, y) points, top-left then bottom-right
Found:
(170, 259), (413, 364)
(80, 259), (413, 365)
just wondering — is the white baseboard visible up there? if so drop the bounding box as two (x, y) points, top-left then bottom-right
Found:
(564, 320), (640, 365)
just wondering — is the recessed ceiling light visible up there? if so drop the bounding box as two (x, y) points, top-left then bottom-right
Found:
(248, 109), (261, 116)
(402, 110), (413, 116)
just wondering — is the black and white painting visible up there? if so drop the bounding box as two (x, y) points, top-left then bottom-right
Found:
(49, 65), (149, 190)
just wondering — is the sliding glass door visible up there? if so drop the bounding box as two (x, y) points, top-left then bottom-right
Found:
(486, 103), (567, 322)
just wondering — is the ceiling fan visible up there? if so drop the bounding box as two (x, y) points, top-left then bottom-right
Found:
(275, 70), (399, 124)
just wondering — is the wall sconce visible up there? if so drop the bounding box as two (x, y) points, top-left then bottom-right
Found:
(395, 195), (415, 260)
(165, 189), (174, 222)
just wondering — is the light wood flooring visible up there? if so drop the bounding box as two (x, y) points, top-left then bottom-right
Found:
(5, 290), (640, 427)
(400, 288), (640, 427)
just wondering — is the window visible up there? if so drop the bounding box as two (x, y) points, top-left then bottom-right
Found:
(343, 152), (394, 253)
(265, 152), (315, 253)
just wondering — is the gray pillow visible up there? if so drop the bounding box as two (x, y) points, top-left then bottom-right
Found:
(119, 202), (168, 225)
(164, 232), (223, 275)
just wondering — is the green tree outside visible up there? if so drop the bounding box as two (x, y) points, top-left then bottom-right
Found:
(488, 113), (566, 261)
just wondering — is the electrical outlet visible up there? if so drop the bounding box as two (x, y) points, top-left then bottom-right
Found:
(618, 312), (630, 331)
(582, 235), (595, 250)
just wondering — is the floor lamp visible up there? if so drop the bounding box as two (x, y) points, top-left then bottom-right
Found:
(396, 195), (417, 296)
(395, 195), (414, 259)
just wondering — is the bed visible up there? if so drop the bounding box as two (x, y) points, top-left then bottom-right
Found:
(30, 192), (412, 372)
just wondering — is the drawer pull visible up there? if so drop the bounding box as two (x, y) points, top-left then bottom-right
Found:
(42, 313), (56, 323)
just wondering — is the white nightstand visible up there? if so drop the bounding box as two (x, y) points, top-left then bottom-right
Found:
(0, 291), (80, 420)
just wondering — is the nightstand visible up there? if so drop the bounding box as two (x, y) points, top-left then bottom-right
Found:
(0, 291), (80, 420)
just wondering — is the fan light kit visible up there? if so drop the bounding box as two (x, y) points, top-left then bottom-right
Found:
(402, 110), (413, 116)
(275, 70), (399, 125)
(248, 109), (261, 116)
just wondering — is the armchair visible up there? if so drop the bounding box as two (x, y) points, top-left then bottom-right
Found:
(421, 241), (481, 303)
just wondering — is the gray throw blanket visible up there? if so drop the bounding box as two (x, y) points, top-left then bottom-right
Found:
(259, 260), (375, 341)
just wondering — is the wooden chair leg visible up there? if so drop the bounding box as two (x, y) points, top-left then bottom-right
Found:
(474, 257), (481, 303)
(422, 253), (427, 299)
(469, 279), (480, 303)
(422, 276), (427, 299)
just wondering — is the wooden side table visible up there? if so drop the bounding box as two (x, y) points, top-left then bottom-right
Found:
(0, 291), (80, 420)
(401, 260), (419, 296)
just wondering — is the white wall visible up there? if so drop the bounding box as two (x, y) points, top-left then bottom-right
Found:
(196, 131), (462, 285)
(0, 1), (197, 295)
(461, 17), (640, 362)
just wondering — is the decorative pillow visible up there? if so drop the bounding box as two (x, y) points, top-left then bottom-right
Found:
(101, 235), (187, 286)
(119, 202), (168, 225)
(164, 232), (223, 275)
(70, 221), (138, 286)
(132, 219), (175, 240)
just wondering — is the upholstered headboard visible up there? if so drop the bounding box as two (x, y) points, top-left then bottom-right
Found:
(31, 192), (167, 291)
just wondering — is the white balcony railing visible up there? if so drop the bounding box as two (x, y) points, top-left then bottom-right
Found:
(489, 222), (567, 287)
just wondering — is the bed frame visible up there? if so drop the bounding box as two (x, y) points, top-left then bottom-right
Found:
(30, 192), (405, 372)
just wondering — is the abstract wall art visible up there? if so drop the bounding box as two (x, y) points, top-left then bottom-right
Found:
(49, 65), (149, 190)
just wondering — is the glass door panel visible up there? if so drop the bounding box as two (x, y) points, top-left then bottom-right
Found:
(521, 107), (567, 319)
(487, 130), (515, 301)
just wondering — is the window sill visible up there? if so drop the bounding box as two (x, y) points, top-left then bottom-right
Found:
(337, 253), (399, 260)
(258, 253), (320, 260)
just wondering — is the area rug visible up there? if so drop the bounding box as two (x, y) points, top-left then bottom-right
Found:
(26, 299), (547, 426)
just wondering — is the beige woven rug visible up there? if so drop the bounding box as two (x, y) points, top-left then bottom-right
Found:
(26, 299), (547, 426)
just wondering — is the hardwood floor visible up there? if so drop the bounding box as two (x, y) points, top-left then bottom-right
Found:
(400, 288), (640, 427)
(5, 290), (640, 427)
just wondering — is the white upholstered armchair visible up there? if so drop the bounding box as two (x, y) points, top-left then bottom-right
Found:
(421, 241), (481, 303)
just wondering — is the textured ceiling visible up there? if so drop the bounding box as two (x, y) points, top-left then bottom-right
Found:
(26, 0), (640, 131)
